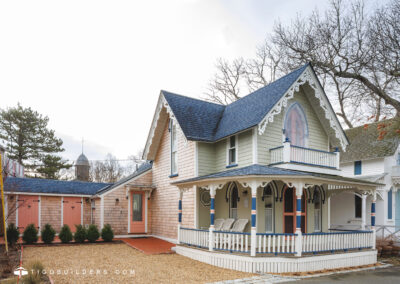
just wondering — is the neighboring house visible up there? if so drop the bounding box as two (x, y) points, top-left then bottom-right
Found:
(2, 63), (382, 273)
(337, 119), (400, 235)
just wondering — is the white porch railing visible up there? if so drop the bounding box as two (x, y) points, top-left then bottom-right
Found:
(179, 227), (375, 257)
(214, 231), (250, 253)
(256, 233), (296, 255)
(302, 231), (374, 254)
(269, 142), (339, 169)
(180, 227), (209, 249)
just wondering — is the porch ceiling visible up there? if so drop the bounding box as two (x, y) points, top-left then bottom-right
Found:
(171, 164), (382, 191)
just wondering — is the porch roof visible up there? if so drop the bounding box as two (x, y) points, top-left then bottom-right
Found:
(171, 164), (382, 188)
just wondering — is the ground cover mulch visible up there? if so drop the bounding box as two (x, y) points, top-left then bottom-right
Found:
(0, 245), (19, 279)
(23, 243), (254, 283)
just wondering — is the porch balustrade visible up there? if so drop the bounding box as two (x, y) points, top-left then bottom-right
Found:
(269, 140), (339, 169)
(178, 228), (374, 256)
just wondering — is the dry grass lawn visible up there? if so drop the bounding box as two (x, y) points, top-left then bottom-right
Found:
(24, 243), (253, 283)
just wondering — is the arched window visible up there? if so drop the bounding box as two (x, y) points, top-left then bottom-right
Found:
(284, 103), (308, 147)
(314, 188), (321, 232)
(263, 185), (274, 233)
(228, 183), (239, 219)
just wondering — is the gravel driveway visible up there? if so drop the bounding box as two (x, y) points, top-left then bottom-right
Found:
(23, 243), (254, 283)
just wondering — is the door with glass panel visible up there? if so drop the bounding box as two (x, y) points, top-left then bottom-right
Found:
(130, 191), (145, 233)
(263, 185), (274, 233)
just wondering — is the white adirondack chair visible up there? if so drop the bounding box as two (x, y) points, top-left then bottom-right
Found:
(220, 218), (235, 231)
(230, 219), (249, 232)
(214, 219), (224, 231)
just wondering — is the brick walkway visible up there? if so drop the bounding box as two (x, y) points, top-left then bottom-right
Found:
(118, 237), (175, 255)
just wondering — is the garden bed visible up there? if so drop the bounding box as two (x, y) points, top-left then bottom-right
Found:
(0, 245), (19, 280)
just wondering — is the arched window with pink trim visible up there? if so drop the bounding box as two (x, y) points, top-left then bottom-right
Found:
(284, 102), (308, 147)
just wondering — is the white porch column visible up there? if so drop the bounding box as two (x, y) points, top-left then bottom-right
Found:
(250, 181), (258, 257)
(371, 192), (376, 249)
(177, 190), (183, 244)
(295, 182), (304, 257)
(361, 194), (367, 230)
(208, 186), (216, 251)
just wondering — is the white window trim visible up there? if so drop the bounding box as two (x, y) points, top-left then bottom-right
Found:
(226, 135), (238, 166)
(170, 119), (178, 176)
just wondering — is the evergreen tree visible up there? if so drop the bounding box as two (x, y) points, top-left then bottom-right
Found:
(0, 104), (71, 179)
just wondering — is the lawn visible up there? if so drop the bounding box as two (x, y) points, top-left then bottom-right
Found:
(23, 243), (253, 283)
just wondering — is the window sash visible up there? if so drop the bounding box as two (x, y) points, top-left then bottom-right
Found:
(170, 120), (178, 174)
(388, 189), (393, 220)
(354, 161), (362, 175)
(228, 136), (237, 165)
(265, 208), (273, 233)
(314, 209), (321, 232)
(355, 195), (362, 218)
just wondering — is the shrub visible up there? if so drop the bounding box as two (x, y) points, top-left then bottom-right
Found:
(87, 224), (100, 243)
(59, 225), (73, 243)
(40, 224), (56, 244)
(6, 223), (19, 246)
(23, 261), (45, 284)
(101, 224), (114, 242)
(74, 225), (87, 243)
(22, 224), (38, 244)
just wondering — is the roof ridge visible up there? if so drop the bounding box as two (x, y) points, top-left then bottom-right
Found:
(161, 90), (225, 108)
(225, 63), (310, 107)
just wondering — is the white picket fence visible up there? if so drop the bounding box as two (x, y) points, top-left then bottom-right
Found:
(256, 233), (296, 254)
(180, 227), (209, 248)
(214, 231), (250, 253)
(302, 231), (374, 253)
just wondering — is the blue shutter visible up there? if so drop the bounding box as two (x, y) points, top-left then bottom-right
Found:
(354, 161), (362, 175)
(388, 188), (393, 220)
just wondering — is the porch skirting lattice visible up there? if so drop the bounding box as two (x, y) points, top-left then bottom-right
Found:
(173, 246), (377, 274)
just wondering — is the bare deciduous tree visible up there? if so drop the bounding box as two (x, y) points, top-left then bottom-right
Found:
(205, 0), (399, 127)
(90, 154), (125, 183)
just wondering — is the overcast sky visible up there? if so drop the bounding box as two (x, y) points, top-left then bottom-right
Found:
(1, 0), (337, 163)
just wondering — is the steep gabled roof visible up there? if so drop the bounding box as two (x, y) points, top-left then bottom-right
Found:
(341, 118), (400, 163)
(144, 63), (348, 159)
(4, 177), (112, 196)
(162, 64), (309, 142)
(162, 92), (225, 141)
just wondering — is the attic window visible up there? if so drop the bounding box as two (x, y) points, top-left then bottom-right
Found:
(354, 161), (362, 175)
(284, 102), (308, 147)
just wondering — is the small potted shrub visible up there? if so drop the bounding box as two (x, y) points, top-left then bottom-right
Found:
(74, 225), (87, 243)
(87, 224), (100, 243)
(22, 224), (38, 244)
(41, 224), (56, 244)
(59, 225), (73, 243)
(6, 223), (20, 246)
(101, 224), (114, 242)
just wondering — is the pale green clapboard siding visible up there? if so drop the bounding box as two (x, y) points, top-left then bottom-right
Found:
(197, 142), (216, 176)
(214, 139), (227, 172)
(237, 130), (253, 167)
(258, 89), (329, 165)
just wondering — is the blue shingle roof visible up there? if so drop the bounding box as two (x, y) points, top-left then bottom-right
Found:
(4, 177), (112, 196)
(172, 164), (381, 186)
(162, 63), (309, 142)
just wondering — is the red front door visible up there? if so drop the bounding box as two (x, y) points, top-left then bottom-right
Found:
(283, 187), (307, 233)
(130, 191), (145, 233)
(18, 195), (39, 233)
(63, 197), (82, 232)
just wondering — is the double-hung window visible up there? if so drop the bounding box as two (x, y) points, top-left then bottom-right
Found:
(264, 186), (274, 233)
(388, 188), (393, 220)
(170, 119), (178, 176)
(227, 136), (237, 166)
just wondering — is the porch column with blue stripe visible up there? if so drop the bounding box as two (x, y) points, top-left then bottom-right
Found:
(177, 190), (183, 244)
(209, 186), (217, 251)
(371, 193), (376, 249)
(250, 181), (258, 257)
(295, 182), (304, 257)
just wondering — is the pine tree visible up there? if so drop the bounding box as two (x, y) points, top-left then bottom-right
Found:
(0, 104), (71, 179)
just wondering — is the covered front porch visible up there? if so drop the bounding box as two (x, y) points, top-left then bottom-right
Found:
(172, 165), (380, 273)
